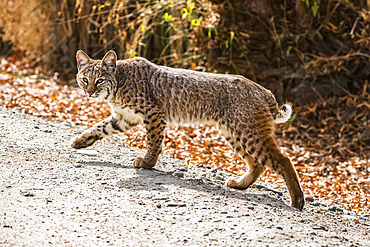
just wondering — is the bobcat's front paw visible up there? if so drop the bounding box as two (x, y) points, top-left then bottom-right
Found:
(133, 157), (155, 169)
(70, 134), (100, 149)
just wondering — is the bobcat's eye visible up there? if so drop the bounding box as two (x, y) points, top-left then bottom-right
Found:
(95, 79), (104, 85)
(82, 77), (88, 84)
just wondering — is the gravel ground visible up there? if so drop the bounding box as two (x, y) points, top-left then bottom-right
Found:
(0, 107), (369, 246)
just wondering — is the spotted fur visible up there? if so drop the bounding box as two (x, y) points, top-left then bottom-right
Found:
(71, 50), (304, 210)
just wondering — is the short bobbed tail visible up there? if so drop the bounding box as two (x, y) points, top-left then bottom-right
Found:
(274, 104), (292, 124)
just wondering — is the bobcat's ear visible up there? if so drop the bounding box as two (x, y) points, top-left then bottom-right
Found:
(101, 50), (117, 71)
(76, 50), (91, 69)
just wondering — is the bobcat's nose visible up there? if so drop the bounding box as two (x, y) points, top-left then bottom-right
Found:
(87, 91), (94, 96)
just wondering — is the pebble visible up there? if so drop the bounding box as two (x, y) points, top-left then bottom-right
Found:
(311, 202), (321, 206)
(214, 175), (224, 181)
(173, 172), (185, 178)
(305, 196), (315, 202)
(167, 203), (186, 207)
(328, 206), (343, 212)
(312, 226), (327, 231)
(153, 197), (169, 201)
(12, 108), (21, 113)
(20, 191), (35, 197)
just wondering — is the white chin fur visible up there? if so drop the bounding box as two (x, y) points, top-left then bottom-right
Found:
(89, 90), (108, 101)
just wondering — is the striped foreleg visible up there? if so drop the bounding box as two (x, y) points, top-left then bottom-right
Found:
(71, 115), (138, 149)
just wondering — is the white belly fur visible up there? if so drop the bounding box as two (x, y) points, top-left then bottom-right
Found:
(111, 105), (144, 124)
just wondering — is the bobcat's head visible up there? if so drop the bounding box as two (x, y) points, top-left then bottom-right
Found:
(76, 50), (117, 100)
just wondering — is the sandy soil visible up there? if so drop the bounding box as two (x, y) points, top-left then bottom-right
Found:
(0, 107), (369, 246)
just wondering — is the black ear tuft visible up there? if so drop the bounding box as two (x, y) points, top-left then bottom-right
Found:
(101, 50), (117, 71)
(76, 50), (92, 69)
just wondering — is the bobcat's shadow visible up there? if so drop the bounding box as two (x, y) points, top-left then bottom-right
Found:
(82, 161), (295, 212)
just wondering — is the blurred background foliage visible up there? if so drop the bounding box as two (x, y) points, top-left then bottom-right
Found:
(0, 0), (369, 104)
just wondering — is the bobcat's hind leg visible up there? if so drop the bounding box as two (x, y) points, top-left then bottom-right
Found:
(257, 136), (304, 210)
(273, 152), (304, 210)
(219, 127), (265, 190)
(226, 155), (265, 190)
(220, 122), (304, 210)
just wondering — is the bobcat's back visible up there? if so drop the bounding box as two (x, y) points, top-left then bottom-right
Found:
(115, 57), (288, 125)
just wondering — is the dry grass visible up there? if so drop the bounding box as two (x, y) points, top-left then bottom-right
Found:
(0, 0), (217, 70)
(0, 0), (54, 60)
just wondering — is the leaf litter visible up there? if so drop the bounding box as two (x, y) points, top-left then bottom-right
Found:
(0, 57), (368, 215)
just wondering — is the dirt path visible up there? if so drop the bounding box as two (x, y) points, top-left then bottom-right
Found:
(0, 107), (369, 246)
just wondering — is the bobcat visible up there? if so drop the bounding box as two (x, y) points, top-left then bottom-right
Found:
(71, 50), (304, 210)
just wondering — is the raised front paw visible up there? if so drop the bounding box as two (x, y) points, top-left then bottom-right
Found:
(133, 157), (155, 169)
(70, 134), (99, 149)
